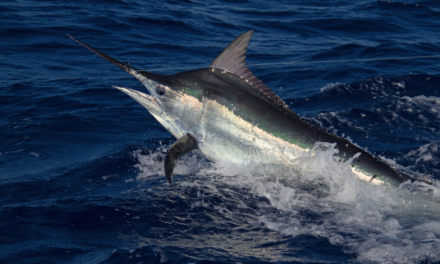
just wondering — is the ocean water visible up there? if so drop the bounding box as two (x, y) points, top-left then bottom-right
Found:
(2, 0), (440, 263)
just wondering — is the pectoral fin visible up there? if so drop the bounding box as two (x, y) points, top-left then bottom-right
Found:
(165, 133), (199, 184)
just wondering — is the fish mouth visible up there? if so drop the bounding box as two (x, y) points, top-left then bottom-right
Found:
(112, 86), (163, 116)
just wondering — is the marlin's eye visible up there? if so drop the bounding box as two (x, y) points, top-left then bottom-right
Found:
(156, 86), (166, 96)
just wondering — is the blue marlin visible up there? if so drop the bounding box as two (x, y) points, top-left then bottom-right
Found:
(68, 31), (432, 186)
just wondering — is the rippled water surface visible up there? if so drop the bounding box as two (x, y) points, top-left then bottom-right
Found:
(2, 0), (440, 263)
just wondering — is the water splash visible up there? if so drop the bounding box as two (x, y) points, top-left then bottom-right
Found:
(134, 142), (440, 263)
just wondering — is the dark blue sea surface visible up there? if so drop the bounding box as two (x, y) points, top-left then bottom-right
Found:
(2, 0), (440, 263)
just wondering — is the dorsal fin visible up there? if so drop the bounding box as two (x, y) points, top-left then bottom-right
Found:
(209, 30), (290, 110)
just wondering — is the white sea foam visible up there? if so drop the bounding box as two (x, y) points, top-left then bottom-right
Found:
(320, 82), (342, 92)
(134, 143), (440, 263)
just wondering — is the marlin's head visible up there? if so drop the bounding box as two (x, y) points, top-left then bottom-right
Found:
(67, 35), (204, 139)
(112, 70), (202, 140)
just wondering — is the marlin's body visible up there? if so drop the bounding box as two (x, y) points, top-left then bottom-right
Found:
(69, 31), (432, 186)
